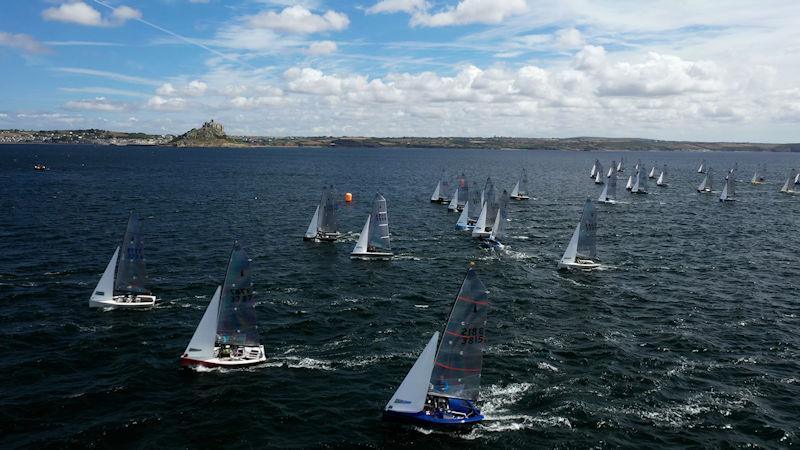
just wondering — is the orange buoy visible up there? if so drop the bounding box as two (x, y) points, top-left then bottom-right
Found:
(345, 192), (353, 203)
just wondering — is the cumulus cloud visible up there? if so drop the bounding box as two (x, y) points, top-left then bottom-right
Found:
(247, 6), (349, 34)
(146, 96), (187, 111)
(155, 80), (208, 97)
(366, 0), (428, 14)
(306, 40), (337, 55)
(65, 97), (128, 112)
(555, 27), (584, 49)
(0, 32), (50, 54)
(42, 2), (142, 27)
(410, 0), (526, 27)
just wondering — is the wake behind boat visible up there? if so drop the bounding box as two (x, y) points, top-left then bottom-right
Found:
(180, 242), (267, 368)
(383, 266), (488, 426)
(90, 211), (157, 309)
(559, 199), (601, 270)
(351, 192), (394, 259)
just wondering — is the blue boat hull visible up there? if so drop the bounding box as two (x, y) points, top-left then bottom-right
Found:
(383, 409), (484, 425)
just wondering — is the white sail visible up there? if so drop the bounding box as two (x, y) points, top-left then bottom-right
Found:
(606, 166), (613, 178)
(631, 172), (641, 192)
(490, 210), (502, 238)
(648, 167), (656, 178)
(448, 188), (459, 211)
(617, 158), (624, 172)
(352, 215), (371, 254)
(471, 203), (488, 238)
(456, 202), (470, 229)
(183, 286), (221, 360)
(590, 160), (598, 178)
(751, 170), (758, 184)
(720, 178), (729, 201)
(598, 182), (609, 202)
(431, 181), (441, 202)
(90, 247), (119, 305)
(510, 181), (520, 198)
(560, 224), (580, 266)
(795, 173), (800, 184)
(698, 160), (705, 173)
(625, 175), (633, 190)
(780, 170), (795, 192)
(698, 174), (708, 192)
(656, 170), (665, 186)
(304, 205), (319, 239)
(594, 162), (604, 184)
(385, 332), (440, 413)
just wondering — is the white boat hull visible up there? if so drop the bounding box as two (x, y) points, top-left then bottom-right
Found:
(315, 232), (341, 242)
(90, 294), (157, 309)
(558, 260), (601, 270)
(351, 251), (394, 260)
(181, 345), (267, 368)
(510, 195), (530, 200)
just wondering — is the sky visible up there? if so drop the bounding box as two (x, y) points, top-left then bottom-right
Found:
(1, 0), (800, 141)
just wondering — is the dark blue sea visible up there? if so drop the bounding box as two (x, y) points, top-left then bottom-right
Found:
(2, 144), (799, 448)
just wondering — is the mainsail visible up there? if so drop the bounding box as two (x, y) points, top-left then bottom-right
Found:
(457, 177), (469, 206)
(368, 193), (391, 252)
(429, 268), (489, 401)
(780, 169), (796, 193)
(576, 199), (597, 260)
(318, 186), (338, 233)
(115, 211), (149, 295)
(599, 166), (617, 202)
(216, 242), (260, 347)
(594, 162), (604, 184)
(490, 191), (509, 241)
(698, 160), (706, 173)
(617, 157), (624, 172)
(468, 182), (482, 221)
(656, 165), (667, 186)
(448, 188), (459, 211)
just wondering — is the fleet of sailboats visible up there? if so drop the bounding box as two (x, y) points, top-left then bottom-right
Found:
(384, 266), (488, 425)
(180, 242), (267, 368)
(90, 211), (157, 309)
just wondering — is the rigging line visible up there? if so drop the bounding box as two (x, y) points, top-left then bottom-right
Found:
(89, 0), (253, 69)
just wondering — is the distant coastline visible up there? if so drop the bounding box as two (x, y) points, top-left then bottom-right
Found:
(2, 121), (798, 152)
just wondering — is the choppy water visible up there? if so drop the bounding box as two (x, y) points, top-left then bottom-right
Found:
(1, 144), (799, 448)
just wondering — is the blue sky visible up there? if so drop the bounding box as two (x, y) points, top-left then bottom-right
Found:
(1, 0), (800, 141)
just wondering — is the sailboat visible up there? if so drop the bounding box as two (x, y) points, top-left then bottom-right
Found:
(90, 211), (157, 308)
(616, 157), (624, 172)
(456, 175), (469, 210)
(630, 169), (648, 194)
(648, 166), (657, 179)
(594, 162), (604, 184)
(606, 165), (614, 178)
(656, 165), (667, 187)
(719, 172), (735, 202)
(509, 168), (530, 200)
(305, 186), (341, 241)
(383, 266), (488, 425)
(351, 193), (393, 259)
(751, 165), (765, 185)
(485, 191), (509, 248)
(794, 172), (799, 186)
(430, 170), (451, 204)
(625, 175), (633, 191)
(697, 168), (713, 193)
(471, 202), (490, 239)
(466, 181), (482, 226)
(598, 163), (617, 204)
(448, 187), (460, 211)
(180, 242), (267, 368)
(697, 160), (706, 174)
(590, 159), (599, 178)
(779, 169), (797, 194)
(559, 199), (600, 270)
(455, 201), (471, 231)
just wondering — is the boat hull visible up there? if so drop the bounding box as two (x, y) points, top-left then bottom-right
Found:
(510, 195), (530, 200)
(597, 199), (617, 204)
(180, 345), (267, 368)
(350, 251), (393, 260)
(382, 409), (484, 426)
(315, 232), (341, 242)
(558, 260), (601, 270)
(90, 294), (157, 309)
